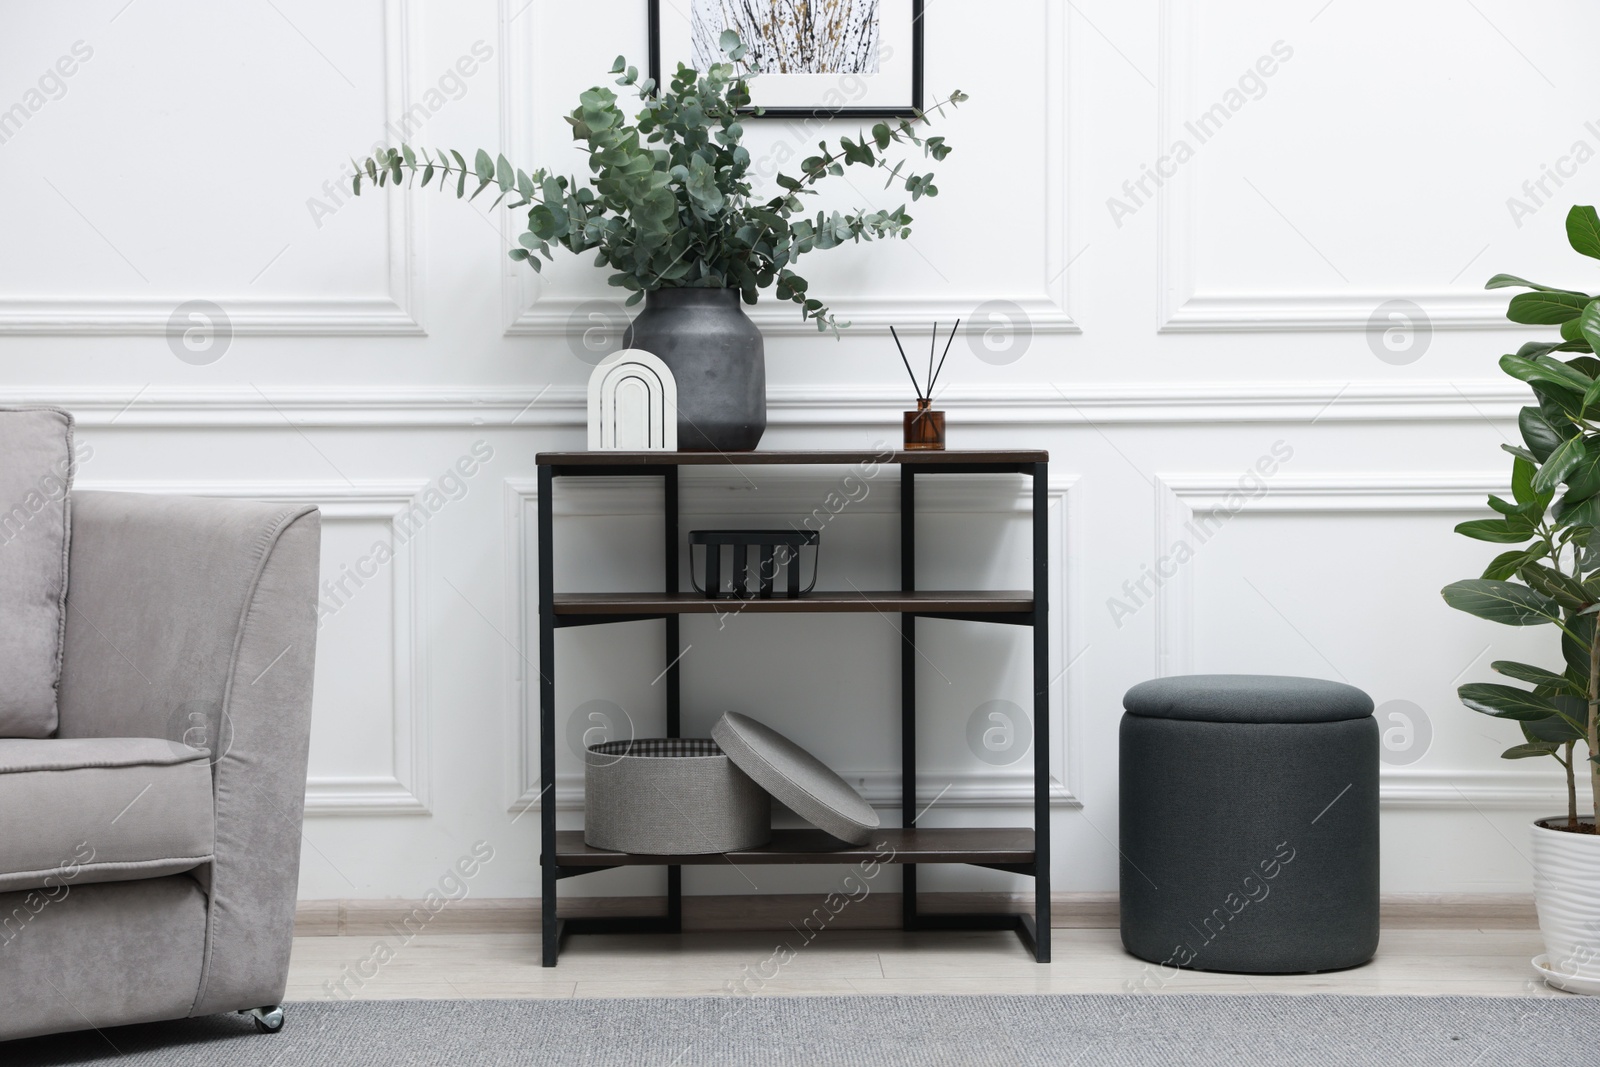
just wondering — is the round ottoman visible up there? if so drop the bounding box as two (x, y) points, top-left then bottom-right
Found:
(1119, 674), (1379, 974)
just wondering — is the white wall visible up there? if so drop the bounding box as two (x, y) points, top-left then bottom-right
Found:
(1, 0), (1589, 902)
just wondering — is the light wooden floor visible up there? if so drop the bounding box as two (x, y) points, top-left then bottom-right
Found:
(286, 926), (1564, 1002)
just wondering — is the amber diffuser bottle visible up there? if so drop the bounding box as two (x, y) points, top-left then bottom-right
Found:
(903, 397), (946, 450)
(891, 321), (958, 452)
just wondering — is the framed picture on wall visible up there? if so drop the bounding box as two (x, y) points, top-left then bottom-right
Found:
(648, 0), (924, 119)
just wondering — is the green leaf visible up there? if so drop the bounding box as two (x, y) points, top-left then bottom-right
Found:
(1528, 700), (1588, 742)
(1491, 660), (1578, 690)
(1577, 299), (1600, 363)
(1458, 682), (1560, 720)
(1533, 434), (1587, 493)
(1500, 352), (1594, 393)
(1562, 613), (1594, 679)
(1511, 456), (1537, 504)
(610, 55), (626, 74)
(473, 149), (494, 184)
(1486, 273), (1590, 295)
(1453, 518), (1536, 544)
(1517, 562), (1590, 610)
(1503, 443), (1541, 465)
(1508, 291), (1591, 325)
(1441, 579), (1560, 625)
(1555, 493), (1600, 526)
(1569, 205), (1600, 261)
(1482, 549), (1537, 580)
(1487, 494), (1529, 517)
(1502, 742), (1561, 759)
(1520, 406), (1567, 462)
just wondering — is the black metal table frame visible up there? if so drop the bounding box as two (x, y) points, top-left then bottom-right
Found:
(537, 456), (1051, 965)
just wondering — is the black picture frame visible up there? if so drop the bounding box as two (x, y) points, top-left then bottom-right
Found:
(648, 0), (924, 119)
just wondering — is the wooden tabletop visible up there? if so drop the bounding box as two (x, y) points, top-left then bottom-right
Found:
(537, 449), (1047, 466)
(553, 591), (1033, 615)
(553, 827), (1036, 866)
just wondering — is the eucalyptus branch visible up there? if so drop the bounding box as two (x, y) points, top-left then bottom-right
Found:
(778, 91), (969, 203)
(345, 29), (964, 326)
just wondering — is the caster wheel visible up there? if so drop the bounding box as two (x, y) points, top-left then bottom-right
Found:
(247, 1005), (285, 1033)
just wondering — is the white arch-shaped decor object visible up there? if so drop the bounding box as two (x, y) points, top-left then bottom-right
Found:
(587, 348), (678, 451)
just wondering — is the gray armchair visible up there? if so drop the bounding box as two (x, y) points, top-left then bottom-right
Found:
(0, 488), (320, 1041)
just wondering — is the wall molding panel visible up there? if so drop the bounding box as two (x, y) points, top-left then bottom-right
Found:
(1154, 0), (1527, 334)
(1153, 471), (1505, 677)
(0, 0), (424, 336)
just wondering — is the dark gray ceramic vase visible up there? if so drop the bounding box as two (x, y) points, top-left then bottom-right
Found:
(624, 288), (766, 452)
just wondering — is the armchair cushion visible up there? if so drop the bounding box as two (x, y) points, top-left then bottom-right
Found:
(0, 407), (75, 738)
(0, 737), (214, 894)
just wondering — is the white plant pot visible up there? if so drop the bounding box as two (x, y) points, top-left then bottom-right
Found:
(1531, 816), (1600, 984)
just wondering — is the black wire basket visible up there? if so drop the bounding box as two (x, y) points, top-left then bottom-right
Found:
(689, 530), (820, 600)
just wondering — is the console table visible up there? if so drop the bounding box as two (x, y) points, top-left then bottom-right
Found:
(536, 449), (1051, 965)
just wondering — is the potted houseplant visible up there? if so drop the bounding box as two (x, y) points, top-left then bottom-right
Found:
(350, 31), (965, 451)
(1442, 204), (1600, 990)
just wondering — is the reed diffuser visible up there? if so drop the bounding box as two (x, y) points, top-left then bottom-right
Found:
(891, 321), (958, 451)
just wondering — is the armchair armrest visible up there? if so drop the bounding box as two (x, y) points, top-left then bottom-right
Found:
(57, 490), (320, 1015)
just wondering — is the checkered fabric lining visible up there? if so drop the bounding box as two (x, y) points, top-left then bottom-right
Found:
(587, 738), (725, 758)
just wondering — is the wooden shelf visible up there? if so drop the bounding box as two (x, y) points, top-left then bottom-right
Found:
(552, 590), (1033, 616)
(554, 828), (1034, 867)
(538, 448), (1047, 467)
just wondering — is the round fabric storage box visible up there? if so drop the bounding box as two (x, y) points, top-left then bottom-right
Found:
(1119, 674), (1379, 974)
(584, 738), (771, 854)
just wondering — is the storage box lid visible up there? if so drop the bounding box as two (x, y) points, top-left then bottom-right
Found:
(1123, 674), (1373, 724)
(711, 712), (879, 845)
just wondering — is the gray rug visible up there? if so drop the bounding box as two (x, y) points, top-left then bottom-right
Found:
(7, 995), (1600, 1066)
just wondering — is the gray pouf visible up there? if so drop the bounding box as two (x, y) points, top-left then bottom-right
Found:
(1119, 674), (1379, 974)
